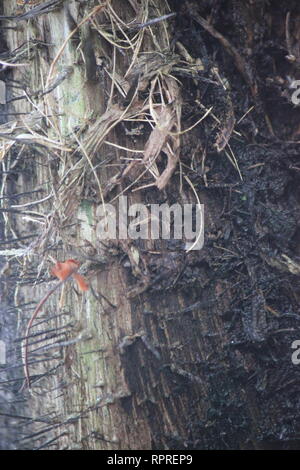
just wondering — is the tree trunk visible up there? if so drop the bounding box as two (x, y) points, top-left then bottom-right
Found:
(1, 0), (300, 450)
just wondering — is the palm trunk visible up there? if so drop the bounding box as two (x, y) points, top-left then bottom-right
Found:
(1, 0), (300, 450)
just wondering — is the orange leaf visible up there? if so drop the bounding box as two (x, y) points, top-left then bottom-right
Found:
(51, 259), (89, 291)
(72, 272), (89, 291)
(51, 259), (80, 281)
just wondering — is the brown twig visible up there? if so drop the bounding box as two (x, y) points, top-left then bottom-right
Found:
(20, 263), (80, 392)
(0, 0), (63, 22)
(187, 2), (257, 97)
(130, 12), (177, 31)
